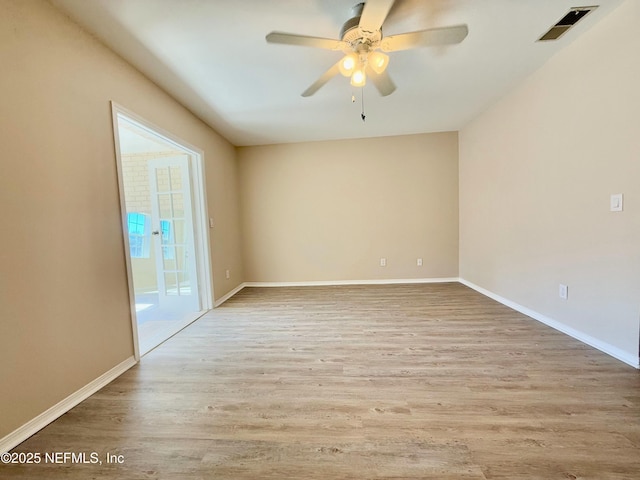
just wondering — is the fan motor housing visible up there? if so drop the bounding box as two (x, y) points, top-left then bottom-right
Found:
(340, 2), (382, 48)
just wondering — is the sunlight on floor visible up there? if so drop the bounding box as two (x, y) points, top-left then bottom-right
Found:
(135, 303), (154, 312)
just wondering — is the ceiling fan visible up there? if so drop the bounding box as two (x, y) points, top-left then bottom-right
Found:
(265, 0), (468, 97)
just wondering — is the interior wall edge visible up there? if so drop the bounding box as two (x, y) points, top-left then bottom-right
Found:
(0, 356), (137, 454)
(213, 282), (247, 307)
(214, 277), (460, 307)
(210, 277), (639, 369)
(5, 270), (637, 454)
(459, 279), (640, 369)
(243, 278), (460, 288)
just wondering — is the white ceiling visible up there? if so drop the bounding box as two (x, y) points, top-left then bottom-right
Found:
(51, 0), (623, 146)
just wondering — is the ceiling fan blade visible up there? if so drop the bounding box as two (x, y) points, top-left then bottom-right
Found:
(266, 32), (347, 51)
(359, 0), (395, 33)
(301, 61), (341, 97)
(366, 66), (396, 97)
(380, 24), (469, 52)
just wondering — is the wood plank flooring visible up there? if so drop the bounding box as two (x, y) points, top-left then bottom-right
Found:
(4, 283), (640, 479)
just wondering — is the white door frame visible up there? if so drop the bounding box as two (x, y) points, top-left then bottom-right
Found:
(111, 102), (213, 360)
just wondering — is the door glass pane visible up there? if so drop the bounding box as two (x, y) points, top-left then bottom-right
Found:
(173, 219), (186, 244)
(156, 167), (170, 192)
(169, 165), (183, 191)
(178, 271), (191, 295)
(171, 193), (184, 217)
(162, 248), (177, 271)
(160, 220), (173, 245)
(158, 194), (172, 219)
(175, 246), (186, 271)
(164, 272), (178, 295)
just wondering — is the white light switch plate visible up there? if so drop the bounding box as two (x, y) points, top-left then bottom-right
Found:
(610, 194), (623, 212)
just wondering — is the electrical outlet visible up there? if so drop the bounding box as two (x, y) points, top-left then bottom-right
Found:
(225, 269), (230, 279)
(559, 284), (568, 300)
(417, 258), (423, 266)
(380, 258), (386, 267)
(610, 194), (623, 212)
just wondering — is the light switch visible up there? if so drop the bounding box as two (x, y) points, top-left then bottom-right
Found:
(209, 217), (215, 228)
(610, 194), (623, 212)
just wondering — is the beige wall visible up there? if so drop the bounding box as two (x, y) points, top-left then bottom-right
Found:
(2, 0), (637, 447)
(0, 0), (243, 438)
(238, 132), (459, 282)
(459, 0), (640, 362)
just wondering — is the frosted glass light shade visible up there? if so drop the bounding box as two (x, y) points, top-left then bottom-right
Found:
(368, 51), (389, 74)
(339, 54), (357, 77)
(350, 68), (366, 87)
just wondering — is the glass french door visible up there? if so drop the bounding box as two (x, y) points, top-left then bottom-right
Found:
(148, 156), (200, 314)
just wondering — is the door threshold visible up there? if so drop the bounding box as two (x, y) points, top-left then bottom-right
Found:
(139, 309), (208, 357)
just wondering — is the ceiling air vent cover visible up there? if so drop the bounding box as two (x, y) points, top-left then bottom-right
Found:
(538, 6), (598, 41)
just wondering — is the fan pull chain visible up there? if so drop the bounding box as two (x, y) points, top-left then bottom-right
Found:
(360, 88), (366, 122)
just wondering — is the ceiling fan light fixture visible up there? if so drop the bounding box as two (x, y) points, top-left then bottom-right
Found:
(368, 51), (389, 74)
(265, 0), (468, 98)
(339, 53), (358, 77)
(350, 67), (366, 87)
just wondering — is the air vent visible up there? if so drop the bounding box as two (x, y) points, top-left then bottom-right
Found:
(538, 6), (598, 42)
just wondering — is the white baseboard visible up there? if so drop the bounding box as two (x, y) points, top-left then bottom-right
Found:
(214, 283), (247, 307)
(214, 278), (459, 307)
(0, 356), (137, 454)
(244, 277), (459, 288)
(4, 278), (636, 455)
(198, 278), (640, 369)
(459, 279), (639, 369)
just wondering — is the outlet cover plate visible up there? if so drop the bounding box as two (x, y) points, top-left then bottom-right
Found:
(559, 284), (568, 300)
(610, 194), (623, 212)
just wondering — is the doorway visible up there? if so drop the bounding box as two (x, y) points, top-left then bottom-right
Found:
(112, 104), (212, 358)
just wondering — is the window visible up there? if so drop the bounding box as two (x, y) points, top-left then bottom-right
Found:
(127, 212), (150, 258)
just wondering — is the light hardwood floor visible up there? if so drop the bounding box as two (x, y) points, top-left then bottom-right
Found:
(5, 283), (640, 479)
